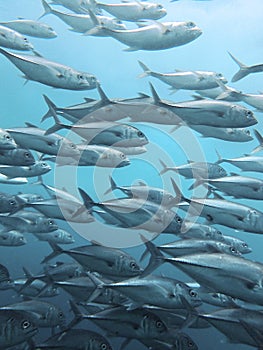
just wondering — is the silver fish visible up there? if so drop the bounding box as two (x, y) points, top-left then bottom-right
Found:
(95, 0), (166, 21)
(11, 279), (59, 298)
(0, 19), (57, 38)
(229, 51), (263, 82)
(0, 309), (38, 348)
(0, 148), (35, 166)
(6, 124), (80, 157)
(0, 24), (34, 51)
(88, 21), (202, 51)
(0, 48), (98, 90)
(179, 221), (224, 241)
(34, 229), (75, 244)
(0, 128), (17, 149)
(140, 332), (198, 350)
(222, 234), (252, 254)
(138, 60), (227, 91)
(0, 230), (26, 246)
(41, 0), (126, 35)
(0, 161), (51, 179)
(217, 151), (263, 173)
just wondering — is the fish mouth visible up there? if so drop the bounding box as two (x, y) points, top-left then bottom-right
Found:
(117, 160), (131, 167)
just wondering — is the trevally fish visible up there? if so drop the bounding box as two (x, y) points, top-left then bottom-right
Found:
(199, 174), (263, 200)
(33, 229), (75, 244)
(200, 307), (263, 348)
(41, 0), (126, 35)
(0, 193), (24, 214)
(140, 332), (198, 350)
(229, 51), (263, 82)
(36, 328), (112, 350)
(216, 151), (263, 173)
(0, 19), (57, 38)
(189, 124), (253, 142)
(138, 60), (227, 91)
(179, 221), (224, 241)
(46, 114), (149, 147)
(42, 241), (142, 279)
(1, 300), (66, 330)
(6, 123), (80, 157)
(193, 86), (242, 102)
(88, 20), (202, 51)
(147, 84), (257, 128)
(0, 148), (35, 166)
(0, 48), (98, 90)
(11, 278), (59, 298)
(79, 189), (183, 234)
(0, 161), (51, 179)
(87, 272), (202, 310)
(0, 210), (58, 233)
(0, 230), (26, 246)
(0, 24), (34, 51)
(16, 192), (44, 204)
(104, 176), (178, 208)
(94, 0), (167, 21)
(0, 128), (17, 149)
(0, 309), (38, 348)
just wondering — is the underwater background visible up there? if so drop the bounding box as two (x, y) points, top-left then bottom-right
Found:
(0, 0), (263, 348)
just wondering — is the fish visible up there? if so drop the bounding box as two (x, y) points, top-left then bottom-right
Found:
(0, 19), (57, 38)
(104, 176), (178, 208)
(79, 188), (183, 234)
(216, 151), (263, 173)
(0, 309), (38, 348)
(0, 161), (51, 179)
(111, 145), (147, 155)
(148, 84), (257, 128)
(200, 307), (263, 347)
(36, 328), (112, 350)
(189, 124), (253, 142)
(0, 48), (98, 90)
(88, 20), (202, 51)
(45, 113), (149, 147)
(6, 123), (80, 157)
(138, 60), (227, 91)
(0, 174), (28, 185)
(229, 51), (263, 82)
(1, 300), (66, 330)
(87, 272), (202, 310)
(11, 278), (59, 298)
(139, 332), (198, 350)
(221, 235), (252, 254)
(0, 211), (58, 233)
(0, 230), (26, 246)
(194, 86), (243, 102)
(42, 241), (142, 279)
(0, 24), (34, 51)
(0, 148), (35, 166)
(0, 193), (24, 214)
(40, 0), (126, 35)
(0, 264), (12, 285)
(0, 128), (17, 149)
(94, 1), (167, 21)
(33, 229), (75, 244)
(239, 91), (263, 111)
(198, 174), (263, 200)
(179, 221), (225, 241)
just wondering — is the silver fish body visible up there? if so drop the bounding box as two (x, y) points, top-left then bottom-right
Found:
(0, 19), (57, 38)
(0, 230), (26, 246)
(0, 128), (17, 149)
(0, 148), (35, 166)
(0, 161), (51, 179)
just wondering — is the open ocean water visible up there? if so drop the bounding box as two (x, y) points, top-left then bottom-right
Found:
(0, 0), (263, 349)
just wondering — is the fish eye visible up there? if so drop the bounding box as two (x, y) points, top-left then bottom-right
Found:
(188, 340), (194, 347)
(246, 110), (253, 117)
(216, 230), (222, 236)
(187, 22), (195, 28)
(4, 134), (11, 140)
(157, 4), (163, 9)
(58, 312), (64, 318)
(245, 130), (250, 135)
(230, 247), (237, 254)
(217, 73), (223, 77)
(41, 162), (47, 167)
(48, 220), (54, 225)
(137, 131), (144, 137)
(24, 152), (30, 158)
(189, 289), (197, 297)
(116, 20), (122, 24)
(70, 143), (76, 149)
(78, 74), (84, 79)
(9, 199), (16, 206)
(156, 320), (163, 328)
(21, 320), (31, 329)
(120, 153), (126, 159)
(242, 243), (248, 247)
(100, 344), (108, 350)
(176, 216), (182, 223)
(23, 38), (28, 41)
(130, 262), (137, 269)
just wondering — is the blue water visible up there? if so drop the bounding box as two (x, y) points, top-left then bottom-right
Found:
(1, 0), (263, 349)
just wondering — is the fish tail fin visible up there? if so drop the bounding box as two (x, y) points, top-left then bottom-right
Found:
(159, 159), (172, 175)
(137, 60), (151, 78)
(97, 84), (110, 103)
(188, 177), (206, 191)
(170, 177), (189, 203)
(104, 176), (117, 195)
(83, 9), (105, 36)
(41, 242), (63, 264)
(66, 300), (85, 329)
(44, 109), (66, 136)
(215, 149), (224, 164)
(228, 52), (250, 82)
(41, 94), (58, 122)
(139, 235), (165, 277)
(78, 188), (95, 211)
(18, 267), (36, 293)
(250, 129), (263, 154)
(86, 272), (105, 303)
(39, 0), (52, 20)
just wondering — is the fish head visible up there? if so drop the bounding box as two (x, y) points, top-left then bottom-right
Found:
(46, 26), (57, 38)
(13, 148), (35, 166)
(35, 161), (52, 174)
(232, 240), (252, 254)
(173, 332), (198, 350)
(145, 3), (167, 19)
(179, 21), (203, 40)
(75, 72), (98, 90)
(46, 305), (66, 328)
(0, 129), (17, 149)
(119, 255), (142, 276)
(228, 105), (257, 126)
(0, 231), (26, 246)
(219, 243), (242, 257)
(20, 36), (34, 50)
(38, 217), (58, 232)
(208, 163), (227, 178)
(227, 128), (253, 142)
(141, 311), (167, 336)
(57, 138), (80, 158)
(99, 16), (127, 31)
(51, 229), (75, 244)
(98, 148), (130, 168)
(85, 333), (112, 350)
(175, 282), (202, 308)
(163, 212), (183, 234)
(111, 125), (148, 147)
(246, 209), (263, 234)
(214, 72), (228, 84)
(4, 195), (21, 214)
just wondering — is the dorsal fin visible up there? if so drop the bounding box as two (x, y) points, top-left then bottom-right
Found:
(97, 84), (110, 102)
(25, 122), (38, 128)
(149, 82), (161, 104)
